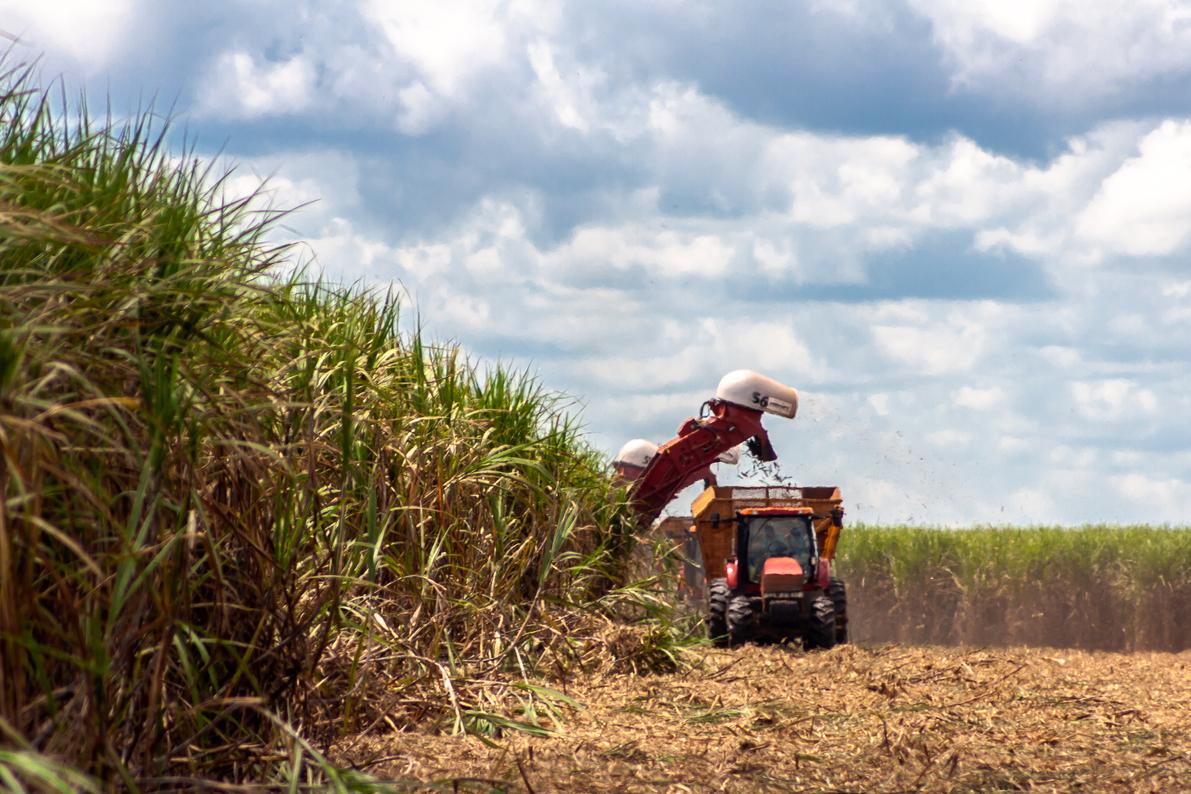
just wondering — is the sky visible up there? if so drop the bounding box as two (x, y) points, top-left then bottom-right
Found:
(6, 0), (1191, 525)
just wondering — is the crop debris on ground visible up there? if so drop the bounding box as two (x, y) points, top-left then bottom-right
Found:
(336, 644), (1191, 792)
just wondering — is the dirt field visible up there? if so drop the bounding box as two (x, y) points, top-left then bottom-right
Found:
(335, 644), (1191, 792)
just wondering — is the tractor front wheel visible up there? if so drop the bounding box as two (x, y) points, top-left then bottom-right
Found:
(706, 579), (729, 646)
(803, 594), (837, 651)
(726, 595), (756, 646)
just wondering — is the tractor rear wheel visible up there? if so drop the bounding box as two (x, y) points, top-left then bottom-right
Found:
(726, 595), (756, 646)
(706, 579), (730, 646)
(803, 594), (836, 651)
(827, 577), (848, 644)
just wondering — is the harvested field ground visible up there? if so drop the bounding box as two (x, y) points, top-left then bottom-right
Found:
(336, 644), (1191, 792)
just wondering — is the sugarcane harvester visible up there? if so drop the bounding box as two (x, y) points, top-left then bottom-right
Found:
(615, 371), (848, 649)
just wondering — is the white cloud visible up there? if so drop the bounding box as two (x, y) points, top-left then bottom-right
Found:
(927, 429), (972, 446)
(578, 317), (822, 392)
(630, 93), (1191, 276)
(762, 132), (920, 227)
(279, 163), (1191, 524)
(306, 217), (394, 274)
(547, 224), (735, 278)
(0, 0), (136, 72)
(395, 81), (443, 135)
(101, 2), (1191, 526)
(1163, 280), (1191, 299)
(998, 436), (1031, 454)
(952, 385), (1004, 410)
(174, 7), (1191, 283)
(966, 126), (1191, 270)
(868, 393), (891, 417)
(360, 0), (543, 134)
(1071, 379), (1158, 422)
(187, 0), (563, 133)
(872, 310), (989, 375)
(751, 239), (794, 277)
(199, 52), (316, 119)
(1038, 345), (1081, 368)
(847, 478), (906, 520)
(391, 242), (454, 279)
(527, 39), (600, 133)
(1002, 486), (1060, 524)
(363, 0), (509, 98)
(913, 138), (1025, 225)
(910, 0), (1191, 100)
(1117, 473), (1191, 517)
(212, 150), (363, 230)
(1075, 121), (1191, 259)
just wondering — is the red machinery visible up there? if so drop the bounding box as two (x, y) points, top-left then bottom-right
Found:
(616, 371), (849, 648)
(623, 370), (798, 527)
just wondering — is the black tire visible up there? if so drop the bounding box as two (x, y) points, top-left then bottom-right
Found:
(706, 579), (730, 647)
(726, 595), (756, 646)
(803, 594), (836, 651)
(827, 577), (849, 644)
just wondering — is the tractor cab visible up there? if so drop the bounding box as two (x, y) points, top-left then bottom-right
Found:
(742, 508), (816, 584)
(727, 507), (826, 596)
(713, 505), (836, 645)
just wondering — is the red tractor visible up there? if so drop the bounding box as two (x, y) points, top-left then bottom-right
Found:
(616, 370), (848, 649)
(705, 503), (845, 648)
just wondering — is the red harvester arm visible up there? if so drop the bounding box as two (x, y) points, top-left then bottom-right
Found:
(629, 400), (777, 526)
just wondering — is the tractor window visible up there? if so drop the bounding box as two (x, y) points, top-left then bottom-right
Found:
(746, 517), (814, 582)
